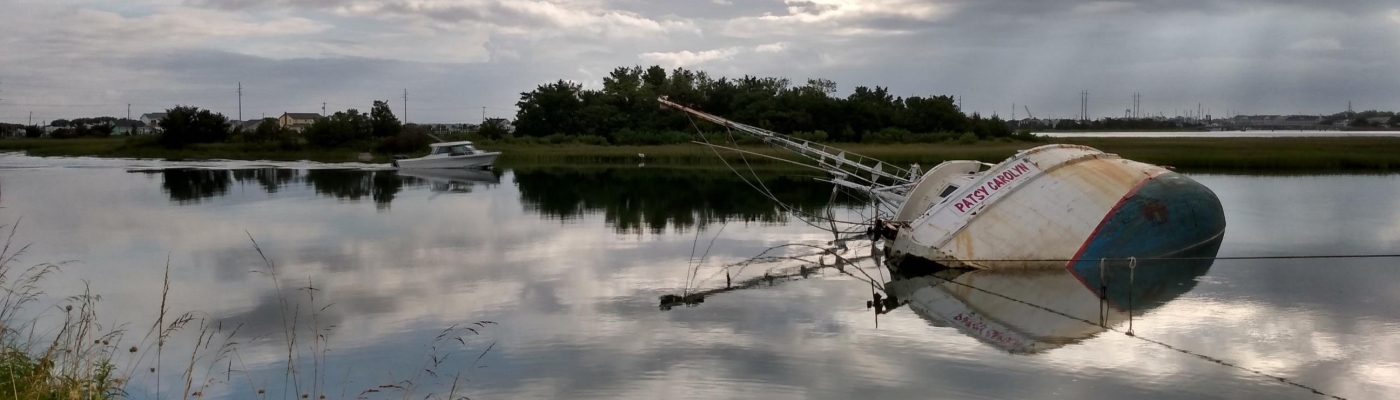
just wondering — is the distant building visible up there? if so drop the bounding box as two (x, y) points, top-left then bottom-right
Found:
(139, 113), (168, 134)
(419, 123), (475, 135)
(278, 113), (323, 132)
(1366, 117), (1391, 126)
(1230, 115), (1322, 127)
(230, 119), (265, 132)
(112, 120), (146, 136)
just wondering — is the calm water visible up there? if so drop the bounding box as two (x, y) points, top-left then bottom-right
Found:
(1037, 130), (1400, 138)
(1, 155), (1399, 399)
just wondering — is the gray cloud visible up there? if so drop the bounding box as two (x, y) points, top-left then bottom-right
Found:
(1, 0), (1397, 124)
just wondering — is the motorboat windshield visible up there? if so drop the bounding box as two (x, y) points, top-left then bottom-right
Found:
(431, 144), (477, 156)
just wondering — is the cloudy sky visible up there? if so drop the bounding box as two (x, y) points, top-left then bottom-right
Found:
(1, 0), (1398, 123)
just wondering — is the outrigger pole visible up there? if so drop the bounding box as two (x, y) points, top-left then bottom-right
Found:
(658, 96), (922, 206)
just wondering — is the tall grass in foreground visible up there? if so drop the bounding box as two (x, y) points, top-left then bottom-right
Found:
(0, 219), (496, 399)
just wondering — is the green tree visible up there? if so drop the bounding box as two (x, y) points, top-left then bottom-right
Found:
(371, 100), (402, 138)
(157, 106), (231, 148)
(478, 118), (512, 140)
(515, 80), (584, 137)
(304, 109), (371, 148)
(23, 125), (44, 138)
(89, 123), (114, 138)
(248, 118), (290, 144)
(378, 124), (433, 154)
(1388, 115), (1400, 127)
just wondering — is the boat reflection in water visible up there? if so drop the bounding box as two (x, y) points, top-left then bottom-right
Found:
(881, 234), (1222, 354)
(396, 168), (501, 193)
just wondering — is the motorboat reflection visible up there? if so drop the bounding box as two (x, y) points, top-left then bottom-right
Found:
(397, 168), (501, 193)
(881, 235), (1221, 353)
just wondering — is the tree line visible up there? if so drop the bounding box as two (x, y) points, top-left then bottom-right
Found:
(512, 65), (1029, 145)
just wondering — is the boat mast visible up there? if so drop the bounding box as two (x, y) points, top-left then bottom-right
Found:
(658, 97), (918, 193)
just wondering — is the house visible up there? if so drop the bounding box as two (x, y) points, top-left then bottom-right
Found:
(243, 120), (264, 130)
(278, 113), (323, 132)
(229, 119), (265, 132)
(112, 120), (146, 136)
(1366, 117), (1392, 127)
(139, 113), (168, 134)
(420, 123), (475, 134)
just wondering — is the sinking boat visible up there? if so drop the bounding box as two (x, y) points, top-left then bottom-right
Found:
(882, 234), (1218, 353)
(392, 141), (499, 169)
(658, 97), (1226, 271)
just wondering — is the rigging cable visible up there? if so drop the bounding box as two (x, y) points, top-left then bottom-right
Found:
(684, 114), (869, 229)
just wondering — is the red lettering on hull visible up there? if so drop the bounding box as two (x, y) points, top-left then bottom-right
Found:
(950, 161), (1037, 215)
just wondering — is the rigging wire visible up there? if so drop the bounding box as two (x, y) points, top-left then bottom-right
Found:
(684, 114), (869, 230)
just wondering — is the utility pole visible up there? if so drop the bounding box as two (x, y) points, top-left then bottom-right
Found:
(127, 104), (131, 121)
(1079, 90), (1090, 122)
(403, 89), (408, 124)
(237, 82), (242, 122)
(29, 111), (33, 126)
(481, 106), (486, 123)
(322, 102), (326, 116)
(1012, 103), (1016, 120)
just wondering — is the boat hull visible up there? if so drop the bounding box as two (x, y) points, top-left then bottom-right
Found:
(394, 152), (499, 169)
(889, 145), (1225, 271)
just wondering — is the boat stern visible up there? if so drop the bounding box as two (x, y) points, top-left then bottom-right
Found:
(1065, 172), (1227, 287)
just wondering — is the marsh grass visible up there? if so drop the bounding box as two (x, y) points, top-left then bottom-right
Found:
(0, 219), (497, 399)
(486, 137), (1400, 171)
(0, 138), (384, 163)
(7, 136), (1400, 171)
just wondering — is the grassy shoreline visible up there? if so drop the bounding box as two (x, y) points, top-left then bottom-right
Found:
(4, 137), (1400, 171)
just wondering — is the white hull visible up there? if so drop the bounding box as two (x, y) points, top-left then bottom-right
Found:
(886, 144), (1226, 271)
(394, 152), (499, 169)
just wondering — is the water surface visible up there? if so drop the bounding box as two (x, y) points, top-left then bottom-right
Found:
(1037, 130), (1400, 138)
(1, 155), (1397, 399)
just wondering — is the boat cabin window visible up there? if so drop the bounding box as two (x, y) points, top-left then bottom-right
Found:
(938, 184), (960, 198)
(431, 145), (474, 156)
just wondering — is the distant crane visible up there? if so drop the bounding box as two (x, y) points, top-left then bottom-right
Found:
(1023, 105), (1033, 120)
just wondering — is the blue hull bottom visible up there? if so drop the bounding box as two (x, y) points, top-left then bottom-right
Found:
(1066, 172), (1227, 308)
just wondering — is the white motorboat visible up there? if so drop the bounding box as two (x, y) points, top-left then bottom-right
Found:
(392, 141), (499, 169)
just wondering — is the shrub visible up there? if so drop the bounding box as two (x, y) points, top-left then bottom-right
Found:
(377, 125), (433, 154)
(245, 119), (290, 144)
(478, 119), (512, 140)
(611, 129), (692, 145)
(1011, 130), (1041, 142)
(957, 132), (979, 144)
(157, 106), (231, 148)
(305, 109), (371, 149)
(790, 130), (829, 142)
(863, 127), (913, 144)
